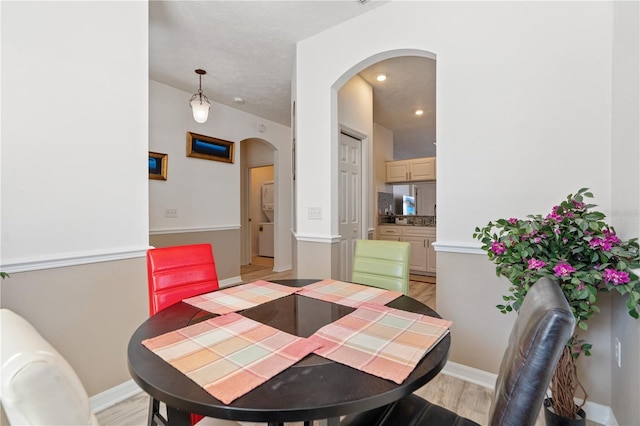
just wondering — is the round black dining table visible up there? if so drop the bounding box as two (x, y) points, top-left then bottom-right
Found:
(127, 279), (450, 426)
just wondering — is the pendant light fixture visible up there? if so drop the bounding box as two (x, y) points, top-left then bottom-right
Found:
(189, 69), (211, 123)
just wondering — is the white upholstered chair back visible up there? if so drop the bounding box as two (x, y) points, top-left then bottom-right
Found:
(0, 308), (99, 426)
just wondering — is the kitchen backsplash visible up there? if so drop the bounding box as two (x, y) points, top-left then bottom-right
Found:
(378, 215), (436, 226)
(377, 192), (394, 215)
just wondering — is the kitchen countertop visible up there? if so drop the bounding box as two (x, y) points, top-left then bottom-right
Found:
(378, 215), (436, 227)
(380, 224), (436, 227)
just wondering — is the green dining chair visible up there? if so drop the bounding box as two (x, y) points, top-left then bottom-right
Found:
(351, 239), (411, 295)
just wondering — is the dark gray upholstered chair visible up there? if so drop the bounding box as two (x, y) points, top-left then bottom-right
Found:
(341, 277), (576, 426)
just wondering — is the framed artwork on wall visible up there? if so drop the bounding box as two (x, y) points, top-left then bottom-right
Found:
(149, 152), (168, 180)
(186, 132), (235, 163)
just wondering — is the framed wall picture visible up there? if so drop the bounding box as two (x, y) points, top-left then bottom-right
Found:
(149, 152), (168, 180)
(186, 132), (235, 163)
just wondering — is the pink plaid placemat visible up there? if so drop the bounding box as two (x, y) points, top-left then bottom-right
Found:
(308, 302), (452, 384)
(297, 279), (403, 307)
(142, 312), (321, 404)
(183, 280), (300, 315)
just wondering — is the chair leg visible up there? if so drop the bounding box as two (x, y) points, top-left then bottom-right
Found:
(148, 397), (169, 426)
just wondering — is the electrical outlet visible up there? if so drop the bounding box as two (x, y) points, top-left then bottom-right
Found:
(308, 207), (322, 220)
(614, 337), (621, 368)
(165, 208), (178, 218)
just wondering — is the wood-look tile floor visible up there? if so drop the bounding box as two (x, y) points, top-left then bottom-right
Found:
(99, 263), (600, 426)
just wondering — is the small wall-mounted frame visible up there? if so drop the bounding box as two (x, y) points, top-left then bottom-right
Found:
(149, 152), (168, 180)
(186, 132), (235, 163)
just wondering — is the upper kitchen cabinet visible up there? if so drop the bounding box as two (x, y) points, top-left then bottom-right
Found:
(385, 157), (436, 183)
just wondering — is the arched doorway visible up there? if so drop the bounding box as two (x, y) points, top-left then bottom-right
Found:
(332, 49), (437, 280)
(240, 138), (276, 269)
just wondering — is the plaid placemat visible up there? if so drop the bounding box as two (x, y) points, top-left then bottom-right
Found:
(297, 279), (403, 307)
(183, 280), (300, 315)
(142, 312), (321, 404)
(308, 302), (452, 384)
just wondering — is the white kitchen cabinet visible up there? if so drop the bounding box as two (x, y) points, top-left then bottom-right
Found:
(385, 161), (411, 183)
(404, 236), (428, 272)
(385, 157), (436, 183)
(409, 157), (436, 181)
(378, 225), (401, 241)
(376, 225), (436, 275)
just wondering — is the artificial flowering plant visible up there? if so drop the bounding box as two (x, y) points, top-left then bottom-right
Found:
(473, 188), (640, 419)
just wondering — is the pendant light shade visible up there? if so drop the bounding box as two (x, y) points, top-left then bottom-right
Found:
(189, 69), (210, 123)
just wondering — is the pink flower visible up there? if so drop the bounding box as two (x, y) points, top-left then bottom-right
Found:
(546, 206), (562, 221)
(590, 235), (616, 252)
(590, 238), (604, 249)
(491, 241), (506, 255)
(603, 229), (620, 245)
(554, 262), (576, 277)
(527, 258), (547, 270)
(603, 269), (630, 285)
(508, 218), (518, 225)
(533, 237), (541, 243)
(577, 282), (586, 291)
(573, 201), (586, 209)
(554, 228), (561, 235)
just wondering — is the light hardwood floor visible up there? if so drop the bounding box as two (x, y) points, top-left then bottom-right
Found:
(98, 260), (599, 426)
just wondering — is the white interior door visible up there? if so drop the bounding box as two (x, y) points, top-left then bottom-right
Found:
(338, 132), (362, 281)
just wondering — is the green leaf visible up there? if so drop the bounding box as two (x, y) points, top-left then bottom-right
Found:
(578, 321), (588, 331)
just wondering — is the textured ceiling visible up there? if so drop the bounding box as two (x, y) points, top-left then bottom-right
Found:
(150, 1), (435, 157)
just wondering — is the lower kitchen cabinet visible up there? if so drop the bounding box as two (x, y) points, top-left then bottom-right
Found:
(404, 236), (428, 272)
(377, 225), (436, 275)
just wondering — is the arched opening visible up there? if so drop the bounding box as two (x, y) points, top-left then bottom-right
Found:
(331, 49), (437, 280)
(240, 138), (277, 272)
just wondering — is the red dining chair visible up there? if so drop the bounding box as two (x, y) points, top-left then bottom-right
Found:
(147, 244), (237, 426)
(147, 243), (220, 317)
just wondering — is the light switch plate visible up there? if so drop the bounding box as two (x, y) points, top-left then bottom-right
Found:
(308, 207), (322, 220)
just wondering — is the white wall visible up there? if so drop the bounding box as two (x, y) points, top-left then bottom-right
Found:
(373, 123), (393, 194)
(0, 1), (149, 397)
(149, 81), (292, 271)
(295, 1), (622, 407)
(1, 1), (149, 271)
(610, 2), (640, 424)
(297, 1), (613, 244)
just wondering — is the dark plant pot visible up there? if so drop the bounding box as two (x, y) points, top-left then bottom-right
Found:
(544, 398), (586, 426)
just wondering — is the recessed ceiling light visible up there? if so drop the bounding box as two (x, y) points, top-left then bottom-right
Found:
(415, 109), (424, 116)
(376, 74), (387, 82)
(234, 97), (245, 104)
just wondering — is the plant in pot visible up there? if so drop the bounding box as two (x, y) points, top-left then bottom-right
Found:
(473, 188), (640, 424)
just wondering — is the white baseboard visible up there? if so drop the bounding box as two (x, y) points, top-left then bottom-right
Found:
(441, 361), (497, 389)
(89, 380), (142, 413)
(273, 265), (292, 273)
(219, 276), (243, 287)
(441, 361), (618, 426)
